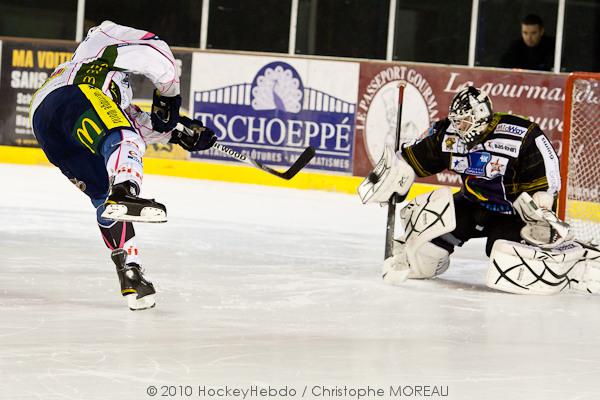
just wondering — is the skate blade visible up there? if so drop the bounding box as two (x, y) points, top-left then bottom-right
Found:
(102, 204), (167, 223)
(125, 293), (156, 311)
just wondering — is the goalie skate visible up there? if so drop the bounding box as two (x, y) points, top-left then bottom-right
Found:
(101, 182), (167, 223)
(111, 249), (156, 311)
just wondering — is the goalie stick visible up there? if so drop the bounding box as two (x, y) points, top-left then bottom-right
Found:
(384, 83), (407, 259)
(175, 122), (316, 180)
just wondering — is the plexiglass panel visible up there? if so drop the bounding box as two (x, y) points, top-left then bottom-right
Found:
(0, 0), (77, 40)
(85, 0), (202, 47)
(393, 0), (471, 65)
(295, 0), (390, 59)
(207, 0), (291, 53)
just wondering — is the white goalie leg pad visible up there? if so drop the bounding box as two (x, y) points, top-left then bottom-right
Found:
(383, 187), (455, 285)
(358, 145), (415, 205)
(383, 241), (450, 285)
(487, 240), (598, 295)
(569, 244), (600, 294)
(408, 242), (450, 279)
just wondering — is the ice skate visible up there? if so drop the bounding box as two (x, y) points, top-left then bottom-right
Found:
(102, 181), (167, 223)
(111, 249), (156, 311)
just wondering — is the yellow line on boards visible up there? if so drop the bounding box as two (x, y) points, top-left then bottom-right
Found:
(0, 145), (361, 193)
(3, 146), (598, 222)
(0, 145), (453, 199)
(0, 145), (52, 165)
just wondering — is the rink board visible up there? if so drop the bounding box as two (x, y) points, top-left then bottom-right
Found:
(0, 144), (440, 199)
(4, 145), (598, 223)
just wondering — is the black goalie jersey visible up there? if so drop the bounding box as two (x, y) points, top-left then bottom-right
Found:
(401, 113), (561, 214)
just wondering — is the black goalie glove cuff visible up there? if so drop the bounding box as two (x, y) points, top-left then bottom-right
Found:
(169, 116), (217, 152)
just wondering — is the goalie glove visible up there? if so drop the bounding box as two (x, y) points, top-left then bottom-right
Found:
(513, 191), (573, 249)
(170, 116), (217, 152)
(151, 90), (182, 132)
(357, 145), (415, 205)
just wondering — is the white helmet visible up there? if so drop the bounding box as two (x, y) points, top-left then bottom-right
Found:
(448, 86), (493, 147)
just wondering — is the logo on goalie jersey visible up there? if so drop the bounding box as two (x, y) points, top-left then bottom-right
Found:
(484, 138), (521, 158)
(495, 123), (528, 138)
(461, 153), (507, 178)
(465, 152), (492, 176)
(443, 135), (457, 151)
(442, 134), (467, 153)
(486, 156), (508, 177)
(450, 156), (468, 173)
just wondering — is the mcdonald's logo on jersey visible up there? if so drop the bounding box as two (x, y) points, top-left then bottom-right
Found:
(73, 110), (104, 153)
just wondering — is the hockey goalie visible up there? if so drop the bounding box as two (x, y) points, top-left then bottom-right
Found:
(358, 86), (600, 295)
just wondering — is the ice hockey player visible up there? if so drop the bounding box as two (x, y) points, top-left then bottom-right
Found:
(29, 21), (217, 310)
(358, 86), (600, 295)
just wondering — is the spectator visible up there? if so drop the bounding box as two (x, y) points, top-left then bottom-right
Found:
(500, 14), (555, 71)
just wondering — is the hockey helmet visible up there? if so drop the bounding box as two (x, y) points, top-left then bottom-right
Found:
(448, 86), (493, 147)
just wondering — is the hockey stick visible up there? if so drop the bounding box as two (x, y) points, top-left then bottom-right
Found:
(384, 83), (407, 259)
(212, 142), (315, 180)
(175, 122), (316, 180)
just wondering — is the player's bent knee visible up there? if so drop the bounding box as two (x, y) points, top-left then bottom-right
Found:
(101, 129), (147, 159)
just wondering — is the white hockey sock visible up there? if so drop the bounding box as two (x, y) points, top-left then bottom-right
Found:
(98, 219), (142, 266)
(123, 237), (141, 266)
(105, 130), (146, 192)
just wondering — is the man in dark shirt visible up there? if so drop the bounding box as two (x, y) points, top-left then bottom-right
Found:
(500, 14), (555, 71)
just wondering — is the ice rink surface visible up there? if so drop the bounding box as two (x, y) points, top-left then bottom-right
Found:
(1, 163), (599, 400)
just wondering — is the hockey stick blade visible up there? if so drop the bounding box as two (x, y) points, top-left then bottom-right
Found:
(174, 122), (315, 180)
(274, 145), (316, 179)
(213, 142), (315, 180)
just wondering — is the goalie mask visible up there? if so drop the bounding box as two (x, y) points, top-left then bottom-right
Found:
(448, 86), (493, 148)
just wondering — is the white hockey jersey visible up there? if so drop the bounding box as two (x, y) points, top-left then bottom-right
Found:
(30, 20), (180, 144)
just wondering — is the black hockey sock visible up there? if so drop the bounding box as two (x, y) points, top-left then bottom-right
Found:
(99, 220), (136, 250)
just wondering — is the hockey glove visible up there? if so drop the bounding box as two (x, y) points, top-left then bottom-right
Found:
(357, 145), (415, 205)
(151, 90), (181, 132)
(170, 116), (217, 152)
(513, 191), (573, 249)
